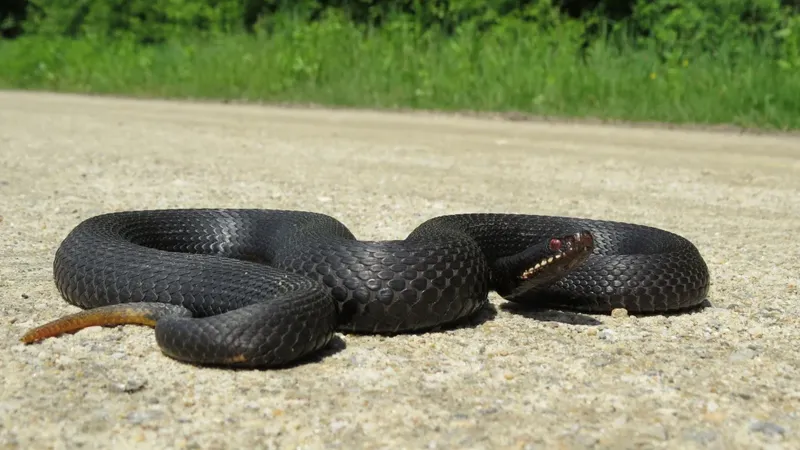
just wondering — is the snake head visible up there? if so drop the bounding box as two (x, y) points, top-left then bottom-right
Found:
(493, 230), (594, 299)
(518, 231), (594, 283)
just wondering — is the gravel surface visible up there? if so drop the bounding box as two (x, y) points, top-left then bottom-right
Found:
(1, 90), (799, 450)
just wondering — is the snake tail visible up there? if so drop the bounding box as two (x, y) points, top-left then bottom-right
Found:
(20, 303), (191, 343)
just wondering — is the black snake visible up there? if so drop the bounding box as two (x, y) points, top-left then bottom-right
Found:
(22, 209), (710, 368)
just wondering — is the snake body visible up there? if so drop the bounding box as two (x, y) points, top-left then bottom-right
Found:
(26, 209), (710, 368)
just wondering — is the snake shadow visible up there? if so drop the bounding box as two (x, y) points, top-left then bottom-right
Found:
(498, 302), (604, 326)
(196, 299), (714, 372)
(182, 306), (502, 373)
(284, 334), (349, 368)
(498, 298), (713, 325)
(332, 301), (501, 340)
(208, 305), (500, 372)
(252, 305), (500, 371)
(191, 334), (349, 373)
(436, 301), (500, 331)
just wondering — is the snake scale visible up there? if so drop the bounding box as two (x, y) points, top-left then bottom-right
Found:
(22, 209), (710, 368)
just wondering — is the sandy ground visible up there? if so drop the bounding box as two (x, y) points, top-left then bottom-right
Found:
(1, 90), (799, 450)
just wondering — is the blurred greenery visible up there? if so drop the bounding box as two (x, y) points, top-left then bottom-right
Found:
(1, 0), (798, 129)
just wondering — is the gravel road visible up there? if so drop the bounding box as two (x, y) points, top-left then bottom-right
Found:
(1, 91), (798, 450)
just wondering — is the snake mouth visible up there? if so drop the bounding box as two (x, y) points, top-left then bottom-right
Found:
(493, 230), (595, 300)
(517, 231), (594, 282)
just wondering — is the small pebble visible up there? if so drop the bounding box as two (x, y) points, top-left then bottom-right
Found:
(76, 326), (105, 338)
(598, 329), (617, 341)
(126, 409), (163, 424)
(610, 308), (628, 318)
(109, 379), (147, 393)
(79, 413), (111, 433)
(750, 421), (786, 437)
(55, 356), (74, 367)
(590, 355), (615, 367)
(683, 429), (718, 444)
(641, 424), (668, 440)
(703, 412), (727, 424)
(330, 419), (349, 433)
(729, 348), (757, 362)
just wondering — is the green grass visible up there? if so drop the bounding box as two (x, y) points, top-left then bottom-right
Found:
(1, 15), (798, 130)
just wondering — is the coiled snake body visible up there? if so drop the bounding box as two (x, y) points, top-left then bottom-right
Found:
(22, 209), (710, 368)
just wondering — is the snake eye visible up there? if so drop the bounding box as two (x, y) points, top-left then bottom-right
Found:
(548, 238), (562, 252)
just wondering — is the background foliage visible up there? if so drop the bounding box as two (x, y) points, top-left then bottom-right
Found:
(2, 0), (799, 129)
(2, 1), (797, 37)
(3, 0), (798, 67)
